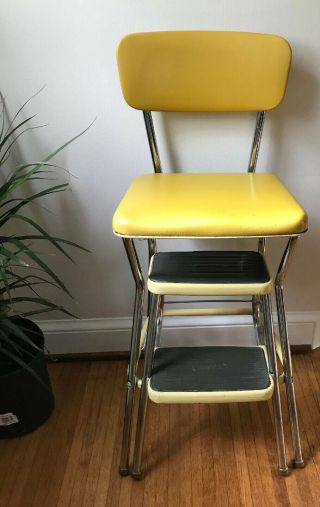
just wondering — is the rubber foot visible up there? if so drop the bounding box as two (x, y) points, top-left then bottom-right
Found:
(293, 459), (305, 469)
(278, 467), (290, 477)
(131, 470), (143, 480)
(119, 466), (130, 476)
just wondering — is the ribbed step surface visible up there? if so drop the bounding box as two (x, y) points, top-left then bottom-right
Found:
(149, 251), (270, 284)
(148, 346), (273, 404)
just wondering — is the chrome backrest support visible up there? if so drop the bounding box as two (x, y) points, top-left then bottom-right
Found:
(248, 111), (266, 173)
(143, 111), (162, 173)
(143, 109), (266, 175)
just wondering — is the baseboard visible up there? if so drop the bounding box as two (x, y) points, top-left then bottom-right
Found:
(37, 311), (320, 355)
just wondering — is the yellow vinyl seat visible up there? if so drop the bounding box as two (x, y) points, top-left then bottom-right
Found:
(113, 173), (307, 238)
(114, 31), (307, 480)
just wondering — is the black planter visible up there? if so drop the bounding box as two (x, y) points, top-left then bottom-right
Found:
(0, 318), (54, 438)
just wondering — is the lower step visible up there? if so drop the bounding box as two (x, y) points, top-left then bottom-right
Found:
(148, 346), (273, 404)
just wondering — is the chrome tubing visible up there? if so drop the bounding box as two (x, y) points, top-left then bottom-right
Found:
(252, 295), (265, 345)
(263, 295), (289, 475)
(155, 295), (164, 348)
(165, 298), (252, 304)
(147, 239), (157, 318)
(143, 110), (162, 173)
(248, 111), (266, 173)
(132, 293), (161, 479)
(119, 239), (145, 475)
(275, 237), (304, 468)
(253, 237), (267, 345)
(258, 237), (266, 256)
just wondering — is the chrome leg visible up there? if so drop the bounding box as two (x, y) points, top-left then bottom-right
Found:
(119, 239), (144, 476)
(132, 293), (160, 479)
(263, 295), (289, 475)
(155, 296), (164, 348)
(253, 237), (267, 345)
(252, 295), (265, 345)
(147, 239), (157, 319)
(275, 237), (304, 468)
(275, 285), (304, 467)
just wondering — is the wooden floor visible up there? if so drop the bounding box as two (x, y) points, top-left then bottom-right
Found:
(1, 351), (320, 507)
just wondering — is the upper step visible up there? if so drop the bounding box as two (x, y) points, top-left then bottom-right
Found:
(148, 250), (272, 296)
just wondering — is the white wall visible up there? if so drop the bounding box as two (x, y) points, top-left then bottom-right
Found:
(1, 0), (320, 351)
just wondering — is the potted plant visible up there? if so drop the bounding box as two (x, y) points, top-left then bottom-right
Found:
(0, 93), (89, 437)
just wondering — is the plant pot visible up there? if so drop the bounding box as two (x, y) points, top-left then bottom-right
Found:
(0, 318), (54, 438)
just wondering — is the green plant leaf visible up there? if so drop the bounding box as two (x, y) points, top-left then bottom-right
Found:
(0, 115), (36, 151)
(0, 98), (5, 142)
(0, 122), (92, 203)
(2, 271), (60, 292)
(0, 343), (49, 390)
(0, 245), (30, 266)
(0, 123), (46, 166)
(0, 264), (12, 304)
(2, 237), (72, 295)
(13, 234), (91, 253)
(0, 329), (35, 359)
(0, 86), (45, 145)
(0, 184), (68, 224)
(1, 296), (76, 318)
(18, 308), (71, 318)
(0, 318), (42, 351)
(11, 214), (75, 261)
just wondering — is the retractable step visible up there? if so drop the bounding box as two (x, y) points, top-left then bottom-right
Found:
(148, 346), (273, 404)
(148, 250), (272, 296)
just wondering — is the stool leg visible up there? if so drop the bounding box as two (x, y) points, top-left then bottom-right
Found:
(132, 293), (160, 479)
(252, 295), (265, 345)
(275, 237), (304, 468)
(119, 239), (144, 476)
(263, 295), (289, 475)
(147, 239), (157, 320)
(275, 284), (304, 468)
(155, 296), (164, 348)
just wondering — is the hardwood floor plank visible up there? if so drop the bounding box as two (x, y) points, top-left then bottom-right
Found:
(199, 404), (216, 506)
(94, 362), (125, 507)
(229, 403), (253, 507)
(142, 403), (169, 507)
(210, 404), (231, 506)
(189, 405), (204, 507)
(240, 403), (267, 507)
(81, 362), (118, 507)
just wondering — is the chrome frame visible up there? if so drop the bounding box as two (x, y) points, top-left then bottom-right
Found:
(119, 238), (144, 475)
(252, 238), (267, 345)
(263, 294), (289, 475)
(143, 111), (162, 173)
(252, 295), (265, 345)
(118, 108), (305, 478)
(147, 239), (157, 318)
(248, 111), (266, 173)
(132, 293), (161, 479)
(275, 237), (304, 467)
(155, 295), (164, 348)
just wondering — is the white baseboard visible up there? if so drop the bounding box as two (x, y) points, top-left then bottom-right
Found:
(37, 311), (320, 355)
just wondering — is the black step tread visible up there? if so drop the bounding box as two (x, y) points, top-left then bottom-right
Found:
(150, 346), (270, 392)
(149, 251), (270, 284)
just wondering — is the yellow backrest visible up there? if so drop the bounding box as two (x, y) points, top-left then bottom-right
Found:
(117, 31), (291, 112)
